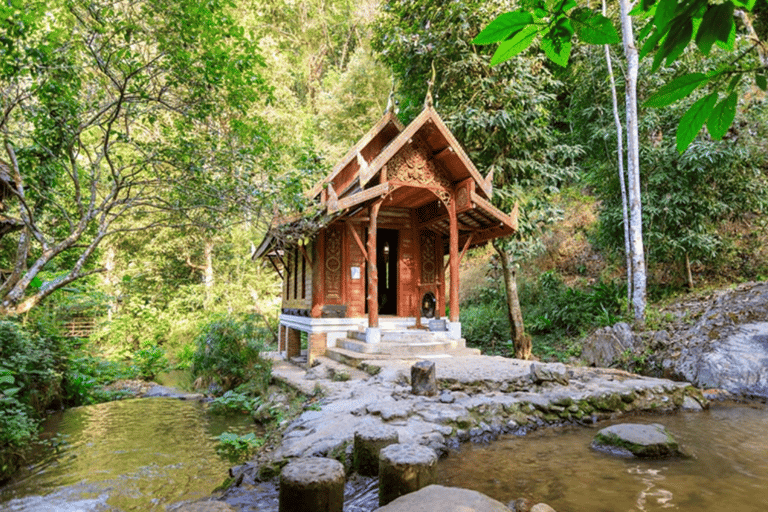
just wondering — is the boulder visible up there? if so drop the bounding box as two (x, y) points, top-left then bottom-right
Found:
(591, 423), (683, 458)
(530, 363), (568, 386)
(581, 322), (639, 367)
(375, 484), (511, 512)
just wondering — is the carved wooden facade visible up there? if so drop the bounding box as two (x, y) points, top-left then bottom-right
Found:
(255, 105), (518, 364)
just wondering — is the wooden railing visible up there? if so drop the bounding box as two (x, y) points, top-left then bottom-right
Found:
(63, 317), (96, 338)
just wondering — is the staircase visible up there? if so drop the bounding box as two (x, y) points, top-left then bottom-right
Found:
(325, 326), (480, 367)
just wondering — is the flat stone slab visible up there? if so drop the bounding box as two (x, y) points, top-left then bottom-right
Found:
(374, 484), (510, 512)
(591, 423), (682, 458)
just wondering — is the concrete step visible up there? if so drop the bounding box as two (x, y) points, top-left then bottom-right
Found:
(324, 347), (389, 368)
(334, 335), (468, 356)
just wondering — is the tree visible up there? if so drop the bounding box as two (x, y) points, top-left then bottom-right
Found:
(0, 0), (272, 316)
(472, 0), (767, 323)
(374, 0), (582, 358)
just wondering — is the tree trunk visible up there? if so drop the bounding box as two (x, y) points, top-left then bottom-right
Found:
(619, 0), (647, 326)
(685, 252), (694, 290)
(493, 242), (531, 360)
(603, 0), (632, 316)
(186, 238), (215, 307)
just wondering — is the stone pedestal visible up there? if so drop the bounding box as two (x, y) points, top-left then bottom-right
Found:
(353, 424), (399, 476)
(378, 443), (438, 506)
(411, 361), (437, 397)
(279, 457), (345, 512)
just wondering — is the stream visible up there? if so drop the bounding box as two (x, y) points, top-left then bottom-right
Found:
(1, 397), (766, 512)
(439, 402), (768, 512)
(0, 397), (255, 512)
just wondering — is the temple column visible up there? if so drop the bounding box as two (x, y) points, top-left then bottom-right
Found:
(447, 196), (461, 339)
(366, 199), (383, 343)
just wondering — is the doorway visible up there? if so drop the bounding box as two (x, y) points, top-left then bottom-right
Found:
(376, 229), (398, 315)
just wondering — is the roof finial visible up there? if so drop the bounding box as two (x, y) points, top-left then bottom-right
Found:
(424, 60), (436, 109)
(384, 78), (399, 114)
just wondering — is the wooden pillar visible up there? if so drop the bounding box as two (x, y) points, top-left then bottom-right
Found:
(312, 233), (325, 318)
(410, 211), (422, 328)
(367, 200), (382, 330)
(448, 197), (459, 322)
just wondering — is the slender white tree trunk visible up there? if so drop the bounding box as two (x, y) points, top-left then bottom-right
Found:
(619, 0), (646, 325)
(603, 0), (632, 315)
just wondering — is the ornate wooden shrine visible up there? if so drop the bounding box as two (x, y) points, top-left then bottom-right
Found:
(255, 103), (517, 364)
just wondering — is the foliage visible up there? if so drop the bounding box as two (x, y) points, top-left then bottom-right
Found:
(0, 320), (64, 481)
(460, 285), (512, 356)
(523, 272), (627, 336)
(474, 0), (767, 152)
(215, 432), (265, 464)
(461, 270), (626, 360)
(62, 346), (137, 406)
(0, 0), (274, 315)
(208, 390), (259, 415)
(133, 345), (168, 382)
(191, 314), (272, 394)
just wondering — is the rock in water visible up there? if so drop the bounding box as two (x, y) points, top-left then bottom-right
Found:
(378, 443), (438, 506)
(411, 361), (437, 396)
(375, 484), (511, 511)
(279, 457), (345, 512)
(591, 423), (682, 458)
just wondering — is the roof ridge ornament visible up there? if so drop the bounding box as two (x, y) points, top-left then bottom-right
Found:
(424, 60), (436, 109)
(384, 79), (399, 115)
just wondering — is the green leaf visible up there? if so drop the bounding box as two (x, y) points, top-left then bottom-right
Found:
(676, 92), (717, 153)
(570, 8), (620, 44)
(732, 0), (756, 8)
(696, 2), (734, 55)
(30, 276), (42, 289)
(643, 73), (708, 107)
(714, 15), (737, 51)
(654, 0), (678, 32)
(541, 27), (573, 67)
(640, 27), (664, 60)
(756, 74), (767, 91)
(707, 92), (737, 140)
(727, 73), (741, 92)
(656, 17), (693, 70)
(490, 25), (539, 66)
(473, 11), (534, 45)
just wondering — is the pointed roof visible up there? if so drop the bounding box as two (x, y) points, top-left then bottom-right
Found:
(255, 105), (517, 259)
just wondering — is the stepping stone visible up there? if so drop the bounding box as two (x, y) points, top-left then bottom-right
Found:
(279, 457), (345, 512)
(353, 424), (399, 476)
(378, 443), (438, 506)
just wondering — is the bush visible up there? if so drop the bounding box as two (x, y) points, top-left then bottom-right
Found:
(460, 286), (511, 356)
(523, 271), (626, 336)
(133, 344), (168, 381)
(0, 321), (65, 482)
(191, 314), (272, 394)
(208, 390), (259, 415)
(215, 432), (264, 464)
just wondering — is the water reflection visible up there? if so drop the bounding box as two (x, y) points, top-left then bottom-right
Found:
(438, 403), (768, 512)
(1, 398), (257, 512)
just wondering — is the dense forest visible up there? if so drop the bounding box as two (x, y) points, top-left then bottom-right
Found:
(1, 0), (767, 480)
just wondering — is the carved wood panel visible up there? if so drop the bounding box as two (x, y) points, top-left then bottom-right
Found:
(324, 225), (342, 302)
(387, 138), (452, 206)
(421, 230), (437, 285)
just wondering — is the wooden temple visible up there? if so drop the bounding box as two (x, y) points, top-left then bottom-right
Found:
(255, 103), (517, 364)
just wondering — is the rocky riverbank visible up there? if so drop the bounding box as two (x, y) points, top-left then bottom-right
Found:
(582, 280), (768, 398)
(213, 354), (706, 511)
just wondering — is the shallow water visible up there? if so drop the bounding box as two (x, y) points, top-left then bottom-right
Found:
(0, 398), (255, 512)
(438, 402), (768, 512)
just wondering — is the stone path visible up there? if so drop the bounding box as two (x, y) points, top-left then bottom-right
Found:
(222, 353), (706, 510)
